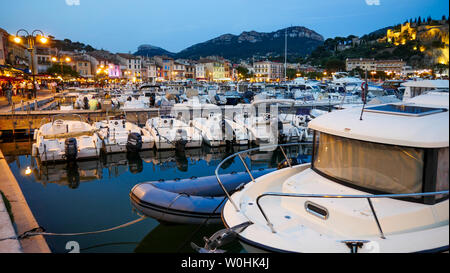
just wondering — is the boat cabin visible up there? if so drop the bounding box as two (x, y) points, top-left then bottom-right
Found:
(308, 93), (449, 205)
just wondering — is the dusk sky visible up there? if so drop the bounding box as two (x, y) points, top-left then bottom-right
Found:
(0, 0), (448, 53)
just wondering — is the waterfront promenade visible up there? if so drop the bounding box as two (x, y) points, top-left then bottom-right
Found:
(0, 89), (56, 113)
(0, 149), (51, 253)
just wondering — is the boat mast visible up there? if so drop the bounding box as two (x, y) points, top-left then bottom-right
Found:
(284, 28), (287, 81)
(284, 28), (289, 93)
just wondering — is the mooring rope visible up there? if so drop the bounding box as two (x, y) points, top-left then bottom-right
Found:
(0, 216), (147, 242)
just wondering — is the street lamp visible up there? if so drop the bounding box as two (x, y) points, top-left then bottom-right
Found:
(12, 29), (49, 97)
(51, 54), (72, 86)
(370, 71), (377, 81)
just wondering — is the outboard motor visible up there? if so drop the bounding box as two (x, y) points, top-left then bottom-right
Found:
(277, 157), (299, 169)
(64, 138), (78, 161)
(126, 132), (143, 152)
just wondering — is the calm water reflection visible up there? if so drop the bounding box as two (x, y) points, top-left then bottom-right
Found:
(3, 140), (311, 253)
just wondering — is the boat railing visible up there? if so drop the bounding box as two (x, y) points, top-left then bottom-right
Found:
(215, 142), (311, 212)
(215, 143), (449, 237)
(256, 191), (449, 236)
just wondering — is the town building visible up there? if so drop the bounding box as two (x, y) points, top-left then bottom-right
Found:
(253, 60), (284, 82)
(345, 58), (406, 73)
(141, 57), (157, 82)
(72, 55), (93, 78)
(0, 28), (8, 66)
(117, 53), (142, 80)
(154, 55), (174, 81)
(173, 61), (186, 81)
(0, 28), (29, 71)
(35, 46), (58, 74)
(195, 63), (206, 81)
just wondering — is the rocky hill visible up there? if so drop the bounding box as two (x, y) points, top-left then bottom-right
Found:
(134, 26), (324, 61)
(175, 26), (324, 61)
(134, 44), (175, 58)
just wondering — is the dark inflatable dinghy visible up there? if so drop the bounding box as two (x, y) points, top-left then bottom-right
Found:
(130, 168), (275, 224)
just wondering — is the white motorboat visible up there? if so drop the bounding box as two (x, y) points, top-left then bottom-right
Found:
(218, 92), (449, 253)
(234, 112), (275, 145)
(277, 113), (310, 143)
(234, 99), (299, 145)
(145, 116), (202, 150)
(192, 112), (226, 147)
(32, 115), (102, 162)
(401, 79), (449, 101)
(94, 117), (154, 153)
(121, 97), (147, 110)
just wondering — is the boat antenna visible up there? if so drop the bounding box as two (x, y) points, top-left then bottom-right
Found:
(359, 69), (368, 120)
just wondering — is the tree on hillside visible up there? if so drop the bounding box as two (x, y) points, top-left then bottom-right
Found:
(46, 64), (79, 77)
(325, 59), (345, 72)
(236, 66), (250, 79)
(286, 68), (297, 80)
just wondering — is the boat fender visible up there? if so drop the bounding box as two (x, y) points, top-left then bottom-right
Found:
(64, 138), (78, 161)
(127, 132), (143, 152)
(277, 157), (299, 169)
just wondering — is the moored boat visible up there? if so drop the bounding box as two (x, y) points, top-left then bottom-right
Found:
(216, 92), (449, 253)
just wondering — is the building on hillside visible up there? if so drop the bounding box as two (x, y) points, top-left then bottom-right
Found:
(380, 20), (449, 65)
(345, 58), (406, 73)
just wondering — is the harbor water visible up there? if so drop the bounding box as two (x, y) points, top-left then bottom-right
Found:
(2, 139), (312, 253)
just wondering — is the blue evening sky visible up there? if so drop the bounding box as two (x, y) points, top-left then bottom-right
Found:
(0, 0), (448, 53)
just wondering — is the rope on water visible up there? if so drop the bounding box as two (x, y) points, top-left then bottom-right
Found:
(0, 216), (147, 241)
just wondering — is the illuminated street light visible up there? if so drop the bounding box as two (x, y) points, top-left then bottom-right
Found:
(13, 36), (22, 43)
(13, 29), (50, 94)
(39, 36), (48, 44)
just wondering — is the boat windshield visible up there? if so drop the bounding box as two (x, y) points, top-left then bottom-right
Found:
(312, 132), (425, 194)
